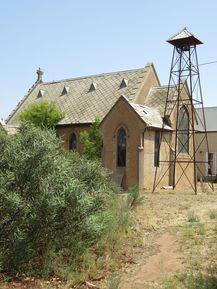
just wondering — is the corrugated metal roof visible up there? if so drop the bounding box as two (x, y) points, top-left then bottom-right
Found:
(6, 66), (150, 126)
(168, 28), (193, 41)
(167, 28), (202, 47)
(196, 107), (217, 132)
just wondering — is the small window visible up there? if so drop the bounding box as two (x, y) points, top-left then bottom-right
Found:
(69, 133), (77, 151)
(207, 152), (216, 175)
(178, 106), (189, 153)
(117, 127), (127, 167)
(154, 131), (160, 167)
(37, 89), (45, 98)
(89, 82), (97, 92)
(61, 86), (69, 95)
(120, 78), (128, 89)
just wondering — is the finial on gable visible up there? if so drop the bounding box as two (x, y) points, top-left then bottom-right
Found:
(36, 67), (44, 83)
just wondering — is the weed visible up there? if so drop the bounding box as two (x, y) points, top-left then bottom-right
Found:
(208, 209), (217, 220)
(178, 222), (205, 238)
(185, 271), (217, 289)
(197, 223), (206, 235)
(106, 275), (121, 289)
(187, 211), (200, 222)
(127, 186), (144, 207)
(161, 275), (183, 289)
(65, 270), (85, 288)
(162, 271), (217, 289)
(179, 203), (191, 211)
(43, 285), (58, 289)
(179, 224), (195, 238)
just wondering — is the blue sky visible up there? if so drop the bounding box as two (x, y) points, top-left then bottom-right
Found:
(1, 0), (217, 119)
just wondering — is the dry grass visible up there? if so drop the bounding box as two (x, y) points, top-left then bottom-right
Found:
(115, 185), (217, 289)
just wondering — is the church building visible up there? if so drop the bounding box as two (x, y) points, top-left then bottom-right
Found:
(6, 63), (194, 190)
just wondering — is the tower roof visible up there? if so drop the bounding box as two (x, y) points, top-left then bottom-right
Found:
(167, 28), (203, 48)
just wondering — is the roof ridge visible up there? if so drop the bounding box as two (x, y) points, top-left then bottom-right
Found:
(43, 67), (147, 85)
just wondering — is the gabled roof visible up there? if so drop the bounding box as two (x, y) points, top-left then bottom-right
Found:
(101, 95), (172, 131)
(145, 81), (192, 117)
(6, 64), (153, 126)
(130, 102), (172, 130)
(144, 86), (168, 115)
(196, 107), (217, 132)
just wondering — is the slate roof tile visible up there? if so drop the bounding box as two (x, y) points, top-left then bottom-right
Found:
(6, 67), (149, 125)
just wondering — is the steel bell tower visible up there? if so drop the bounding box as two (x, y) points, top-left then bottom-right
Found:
(153, 28), (213, 194)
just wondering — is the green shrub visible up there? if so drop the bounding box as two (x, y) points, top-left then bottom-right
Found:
(0, 124), (126, 278)
(19, 101), (64, 128)
(80, 116), (103, 160)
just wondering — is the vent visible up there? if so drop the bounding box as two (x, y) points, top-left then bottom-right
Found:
(61, 86), (69, 95)
(89, 82), (97, 92)
(120, 78), (128, 89)
(37, 89), (45, 98)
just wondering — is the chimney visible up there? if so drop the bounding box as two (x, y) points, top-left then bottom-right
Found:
(36, 67), (44, 83)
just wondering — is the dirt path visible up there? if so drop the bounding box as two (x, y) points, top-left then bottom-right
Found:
(118, 188), (217, 289)
(138, 233), (183, 281)
(120, 232), (183, 289)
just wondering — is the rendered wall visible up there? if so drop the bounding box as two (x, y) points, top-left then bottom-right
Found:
(143, 130), (172, 190)
(100, 99), (145, 189)
(196, 131), (217, 179)
(56, 124), (90, 153)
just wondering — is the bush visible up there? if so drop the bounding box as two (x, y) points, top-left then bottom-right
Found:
(0, 124), (125, 277)
(19, 101), (64, 128)
(80, 116), (103, 160)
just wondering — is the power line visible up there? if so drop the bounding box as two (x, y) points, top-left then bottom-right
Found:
(199, 60), (217, 66)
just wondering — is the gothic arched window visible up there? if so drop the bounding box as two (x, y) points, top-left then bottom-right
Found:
(178, 106), (189, 153)
(69, 133), (77, 151)
(117, 127), (127, 167)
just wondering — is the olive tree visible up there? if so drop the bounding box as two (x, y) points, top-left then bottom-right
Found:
(0, 123), (117, 276)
